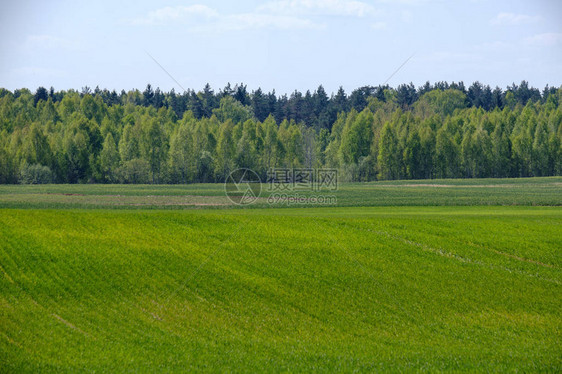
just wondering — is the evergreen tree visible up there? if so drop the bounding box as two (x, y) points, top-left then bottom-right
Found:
(143, 84), (154, 106)
(33, 87), (49, 106)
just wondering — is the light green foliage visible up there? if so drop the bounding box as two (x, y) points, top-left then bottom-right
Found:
(168, 121), (196, 184)
(118, 123), (140, 162)
(378, 123), (400, 180)
(415, 88), (467, 117)
(403, 129), (422, 179)
(260, 115), (284, 172)
(435, 125), (460, 178)
(0, 136), (17, 183)
(235, 120), (258, 170)
(63, 130), (90, 183)
(141, 118), (166, 183)
(99, 133), (119, 182)
(532, 120), (550, 176)
(0, 87), (561, 183)
(339, 108), (374, 165)
(117, 158), (151, 184)
(20, 122), (51, 167)
(18, 163), (53, 184)
(214, 120), (236, 181)
(324, 112), (347, 168)
(212, 96), (253, 124)
(278, 122), (305, 168)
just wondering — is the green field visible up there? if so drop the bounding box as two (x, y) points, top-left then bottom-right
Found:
(1, 178), (561, 372)
(0, 176), (561, 209)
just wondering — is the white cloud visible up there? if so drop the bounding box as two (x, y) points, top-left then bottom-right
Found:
(218, 13), (320, 31)
(490, 12), (540, 26)
(371, 21), (387, 30)
(130, 5), (218, 25)
(257, 0), (379, 17)
(129, 4), (322, 31)
(130, 1), (381, 31)
(524, 33), (562, 46)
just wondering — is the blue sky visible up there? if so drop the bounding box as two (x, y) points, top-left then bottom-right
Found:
(1, 0), (561, 95)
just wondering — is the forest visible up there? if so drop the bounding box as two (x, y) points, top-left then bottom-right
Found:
(0, 80), (560, 184)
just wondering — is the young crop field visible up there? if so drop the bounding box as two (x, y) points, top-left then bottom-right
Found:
(0, 178), (561, 372)
(0, 176), (561, 209)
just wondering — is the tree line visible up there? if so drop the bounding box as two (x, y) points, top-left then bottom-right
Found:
(0, 81), (560, 184)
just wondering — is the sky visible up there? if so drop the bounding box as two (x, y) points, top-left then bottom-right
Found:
(0, 0), (561, 95)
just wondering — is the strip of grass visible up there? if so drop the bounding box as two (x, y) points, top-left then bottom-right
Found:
(0, 176), (560, 209)
(1, 206), (560, 372)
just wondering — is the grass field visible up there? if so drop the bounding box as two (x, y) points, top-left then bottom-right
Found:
(1, 178), (561, 372)
(0, 176), (560, 209)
